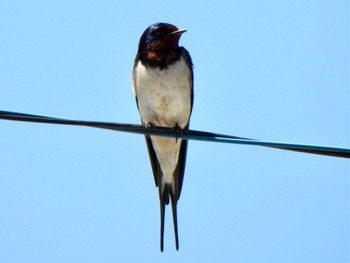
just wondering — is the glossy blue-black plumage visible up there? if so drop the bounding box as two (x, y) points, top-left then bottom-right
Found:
(138, 23), (176, 50)
(135, 23), (192, 70)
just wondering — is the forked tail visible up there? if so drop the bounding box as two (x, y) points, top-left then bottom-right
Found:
(159, 184), (179, 252)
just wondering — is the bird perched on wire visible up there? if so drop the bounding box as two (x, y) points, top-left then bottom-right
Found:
(132, 23), (193, 251)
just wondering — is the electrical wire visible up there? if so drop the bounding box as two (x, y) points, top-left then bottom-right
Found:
(0, 110), (349, 158)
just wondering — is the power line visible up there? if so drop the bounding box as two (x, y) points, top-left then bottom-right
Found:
(0, 110), (349, 159)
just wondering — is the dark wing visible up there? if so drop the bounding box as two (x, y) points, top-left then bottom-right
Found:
(174, 130), (188, 201)
(180, 47), (194, 115)
(173, 47), (193, 201)
(145, 135), (162, 187)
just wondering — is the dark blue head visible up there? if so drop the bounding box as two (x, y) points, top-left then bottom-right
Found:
(138, 23), (187, 52)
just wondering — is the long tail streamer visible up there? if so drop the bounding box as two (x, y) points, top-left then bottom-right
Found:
(0, 110), (349, 159)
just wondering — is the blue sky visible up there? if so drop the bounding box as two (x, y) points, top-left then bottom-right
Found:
(0, 1), (349, 262)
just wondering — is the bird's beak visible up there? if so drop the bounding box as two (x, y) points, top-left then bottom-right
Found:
(168, 29), (187, 36)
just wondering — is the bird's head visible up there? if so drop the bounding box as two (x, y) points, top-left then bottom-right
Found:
(138, 23), (187, 53)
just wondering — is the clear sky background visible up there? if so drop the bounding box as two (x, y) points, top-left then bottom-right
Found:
(0, 1), (349, 262)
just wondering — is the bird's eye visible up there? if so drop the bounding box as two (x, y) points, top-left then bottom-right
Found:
(154, 28), (167, 37)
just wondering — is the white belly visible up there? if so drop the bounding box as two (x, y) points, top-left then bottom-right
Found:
(133, 57), (192, 128)
(133, 57), (192, 185)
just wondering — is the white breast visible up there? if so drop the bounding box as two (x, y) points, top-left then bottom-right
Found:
(133, 57), (192, 128)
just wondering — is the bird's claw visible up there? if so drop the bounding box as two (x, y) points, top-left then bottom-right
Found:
(145, 122), (156, 136)
(172, 124), (184, 142)
(146, 122), (154, 129)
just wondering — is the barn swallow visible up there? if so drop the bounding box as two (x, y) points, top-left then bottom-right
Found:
(132, 23), (193, 251)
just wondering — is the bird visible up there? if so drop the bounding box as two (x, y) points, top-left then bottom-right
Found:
(132, 23), (193, 251)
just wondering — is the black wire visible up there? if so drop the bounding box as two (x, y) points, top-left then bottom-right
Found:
(0, 110), (349, 159)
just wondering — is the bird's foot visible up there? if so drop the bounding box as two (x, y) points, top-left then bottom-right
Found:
(145, 122), (156, 136)
(145, 122), (155, 129)
(172, 124), (184, 142)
